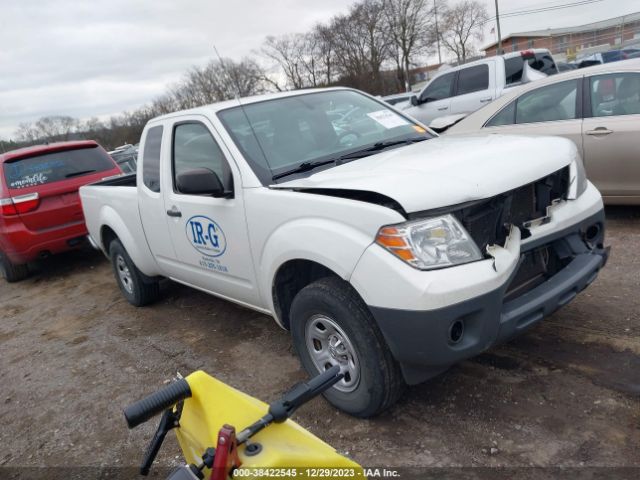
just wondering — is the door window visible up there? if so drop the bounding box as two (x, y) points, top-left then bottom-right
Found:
(515, 80), (578, 124)
(142, 125), (163, 192)
(485, 101), (516, 127)
(485, 79), (578, 127)
(420, 72), (455, 102)
(456, 65), (489, 96)
(172, 122), (233, 194)
(504, 56), (525, 85)
(590, 73), (640, 117)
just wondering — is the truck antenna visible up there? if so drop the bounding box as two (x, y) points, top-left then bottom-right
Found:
(212, 45), (273, 176)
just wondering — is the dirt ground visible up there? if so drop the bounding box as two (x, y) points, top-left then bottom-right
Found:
(0, 206), (638, 476)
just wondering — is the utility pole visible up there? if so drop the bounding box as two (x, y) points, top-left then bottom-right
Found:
(494, 0), (502, 55)
(434, 0), (442, 64)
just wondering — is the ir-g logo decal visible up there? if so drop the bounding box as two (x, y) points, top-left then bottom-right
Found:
(186, 215), (227, 257)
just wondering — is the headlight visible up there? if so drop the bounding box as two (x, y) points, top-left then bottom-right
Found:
(569, 157), (588, 199)
(375, 214), (483, 270)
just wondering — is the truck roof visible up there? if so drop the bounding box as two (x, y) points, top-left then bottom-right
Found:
(149, 87), (350, 123)
(0, 140), (99, 164)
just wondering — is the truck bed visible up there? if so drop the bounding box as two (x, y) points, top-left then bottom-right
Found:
(79, 175), (160, 277)
(89, 172), (137, 187)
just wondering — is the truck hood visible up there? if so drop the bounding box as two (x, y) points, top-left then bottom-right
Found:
(273, 135), (576, 214)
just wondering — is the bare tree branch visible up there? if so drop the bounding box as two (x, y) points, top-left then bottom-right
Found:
(439, 0), (488, 63)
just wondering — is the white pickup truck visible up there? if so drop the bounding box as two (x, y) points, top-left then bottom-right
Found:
(80, 87), (608, 417)
(404, 49), (558, 127)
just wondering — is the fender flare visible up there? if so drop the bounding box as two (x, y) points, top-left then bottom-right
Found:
(259, 218), (374, 322)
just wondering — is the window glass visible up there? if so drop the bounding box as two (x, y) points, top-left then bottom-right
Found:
(217, 90), (432, 185)
(486, 101), (516, 127)
(515, 80), (578, 124)
(505, 56), (524, 85)
(142, 126), (163, 192)
(590, 73), (640, 117)
(456, 65), (489, 95)
(173, 123), (232, 193)
(602, 51), (624, 63)
(4, 146), (115, 190)
(420, 72), (455, 102)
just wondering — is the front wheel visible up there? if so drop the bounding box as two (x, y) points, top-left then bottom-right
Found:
(290, 276), (404, 417)
(109, 239), (159, 307)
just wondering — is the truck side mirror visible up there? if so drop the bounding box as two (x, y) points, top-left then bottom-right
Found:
(176, 168), (230, 198)
(410, 95), (419, 107)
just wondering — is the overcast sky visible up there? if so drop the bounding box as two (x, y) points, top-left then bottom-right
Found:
(1, 0), (638, 140)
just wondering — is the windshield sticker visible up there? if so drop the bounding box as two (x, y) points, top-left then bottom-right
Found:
(186, 215), (227, 257)
(366, 110), (410, 129)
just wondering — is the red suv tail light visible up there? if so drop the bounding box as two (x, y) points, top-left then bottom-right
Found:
(0, 193), (40, 216)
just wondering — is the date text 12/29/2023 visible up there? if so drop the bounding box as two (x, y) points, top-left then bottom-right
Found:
(232, 468), (400, 478)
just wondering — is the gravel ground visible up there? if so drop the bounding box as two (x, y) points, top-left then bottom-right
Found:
(0, 206), (638, 477)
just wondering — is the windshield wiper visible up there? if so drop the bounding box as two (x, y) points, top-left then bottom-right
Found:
(66, 169), (96, 178)
(272, 160), (336, 181)
(271, 136), (429, 182)
(337, 137), (429, 163)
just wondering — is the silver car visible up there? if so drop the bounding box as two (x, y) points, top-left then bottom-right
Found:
(448, 59), (640, 204)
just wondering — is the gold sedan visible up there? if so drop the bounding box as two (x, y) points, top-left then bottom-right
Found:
(448, 59), (640, 205)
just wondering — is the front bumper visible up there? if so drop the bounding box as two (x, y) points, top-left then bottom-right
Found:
(360, 203), (608, 385)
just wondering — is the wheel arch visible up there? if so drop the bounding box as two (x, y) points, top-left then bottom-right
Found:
(271, 259), (341, 330)
(97, 206), (160, 276)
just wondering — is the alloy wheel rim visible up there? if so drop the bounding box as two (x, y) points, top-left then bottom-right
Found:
(116, 255), (134, 294)
(304, 314), (360, 392)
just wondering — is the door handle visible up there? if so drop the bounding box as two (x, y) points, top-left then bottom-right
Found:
(166, 207), (182, 218)
(480, 97), (492, 103)
(437, 106), (449, 111)
(586, 127), (613, 136)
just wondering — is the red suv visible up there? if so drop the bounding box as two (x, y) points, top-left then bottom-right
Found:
(0, 141), (121, 281)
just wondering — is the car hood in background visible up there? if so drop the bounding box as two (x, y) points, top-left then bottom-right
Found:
(273, 135), (576, 213)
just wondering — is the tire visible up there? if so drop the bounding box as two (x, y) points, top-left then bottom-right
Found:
(0, 252), (29, 282)
(290, 276), (405, 417)
(109, 239), (159, 307)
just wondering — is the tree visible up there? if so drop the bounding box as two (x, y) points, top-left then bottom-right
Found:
(14, 116), (79, 143)
(261, 34), (308, 89)
(329, 0), (392, 93)
(171, 57), (267, 110)
(439, 0), (488, 63)
(311, 24), (337, 86)
(383, 0), (435, 91)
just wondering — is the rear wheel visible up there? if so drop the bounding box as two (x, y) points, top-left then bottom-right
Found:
(109, 239), (159, 307)
(290, 276), (404, 417)
(0, 252), (29, 282)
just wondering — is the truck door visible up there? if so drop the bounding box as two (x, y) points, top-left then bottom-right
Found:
(162, 117), (261, 307)
(409, 71), (455, 124)
(449, 63), (493, 116)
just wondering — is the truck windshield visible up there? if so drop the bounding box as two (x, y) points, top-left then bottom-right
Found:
(4, 146), (115, 190)
(217, 90), (433, 184)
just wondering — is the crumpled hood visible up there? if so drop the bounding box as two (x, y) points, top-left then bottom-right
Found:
(273, 135), (576, 213)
